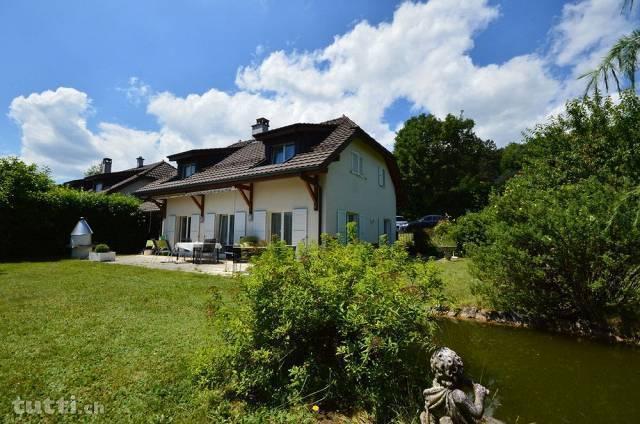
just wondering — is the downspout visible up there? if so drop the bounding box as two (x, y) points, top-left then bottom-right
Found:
(317, 184), (322, 243)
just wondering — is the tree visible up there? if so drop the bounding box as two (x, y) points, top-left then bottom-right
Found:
(85, 163), (102, 176)
(393, 113), (500, 218)
(581, 1), (639, 93)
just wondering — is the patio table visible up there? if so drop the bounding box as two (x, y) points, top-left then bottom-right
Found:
(174, 242), (223, 263)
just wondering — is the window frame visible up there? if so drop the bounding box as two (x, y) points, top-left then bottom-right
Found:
(271, 142), (296, 164)
(181, 162), (196, 179)
(269, 211), (293, 245)
(351, 151), (364, 176)
(378, 167), (386, 187)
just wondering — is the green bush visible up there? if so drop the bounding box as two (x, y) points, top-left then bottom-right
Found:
(195, 239), (443, 422)
(464, 93), (640, 324)
(239, 235), (260, 246)
(94, 243), (110, 253)
(0, 157), (148, 259)
(450, 208), (494, 255)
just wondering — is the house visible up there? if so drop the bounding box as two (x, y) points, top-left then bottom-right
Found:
(135, 116), (400, 247)
(65, 157), (176, 195)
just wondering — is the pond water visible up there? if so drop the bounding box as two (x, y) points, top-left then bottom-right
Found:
(435, 319), (640, 423)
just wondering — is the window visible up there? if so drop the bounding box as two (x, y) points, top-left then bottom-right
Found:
(178, 216), (191, 242)
(346, 212), (359, 239)
(217, 214), (234, 245)
(181, 163), (196, 178)
(351, 152), (363, 176)
(271, 143), (296, 164)
(270, 212), (293, 245)
(94, 182), (103, 192)
(378, 167), (386, 187)
(383, 218), (392, 242)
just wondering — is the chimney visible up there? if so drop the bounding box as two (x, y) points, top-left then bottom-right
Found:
(136, 156), (144, 168)
(251, 117), (270, 135)
(102, 158), (112, 174)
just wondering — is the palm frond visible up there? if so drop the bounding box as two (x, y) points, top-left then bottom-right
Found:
(580, 29), (640, 94)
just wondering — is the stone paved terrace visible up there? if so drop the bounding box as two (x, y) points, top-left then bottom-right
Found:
(106, 254), (250, 276)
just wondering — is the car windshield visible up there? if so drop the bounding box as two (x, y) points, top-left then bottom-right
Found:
(396, 216), (406, 221)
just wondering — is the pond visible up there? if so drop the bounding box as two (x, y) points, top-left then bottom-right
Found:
(436, 319), (640, 423)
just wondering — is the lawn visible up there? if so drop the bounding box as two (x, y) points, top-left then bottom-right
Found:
(0, 260), (237, 423)
(0, 258), (483, 422)
(433, 258), (488, 309)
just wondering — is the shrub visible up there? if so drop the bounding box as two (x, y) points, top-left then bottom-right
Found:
(195, 239), (444, 422)
(240, 235), (260, 246)
(466, 93), (640, 324)
(94, 243), (110, 253)
(471, 177), (640, 323)
(0, 158), (148, 259)
(450, 208), (494, 255)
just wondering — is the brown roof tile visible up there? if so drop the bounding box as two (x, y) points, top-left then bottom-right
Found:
(136, 115), (398, 197)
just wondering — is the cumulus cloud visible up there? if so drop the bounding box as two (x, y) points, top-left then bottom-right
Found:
(9, 87), (164, 181)
(8, 0), (639, 180)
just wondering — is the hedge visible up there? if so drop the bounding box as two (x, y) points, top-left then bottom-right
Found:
(2, 186), (147, 260)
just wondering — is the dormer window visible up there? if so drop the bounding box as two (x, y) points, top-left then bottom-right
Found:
(181, 163), (196, 178)
(272, 143), (295, 164)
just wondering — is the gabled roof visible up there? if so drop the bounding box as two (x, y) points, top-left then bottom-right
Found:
(104, 162), (176, 193)
(64, 161), (176, 194)
(136, 116), (401, 198)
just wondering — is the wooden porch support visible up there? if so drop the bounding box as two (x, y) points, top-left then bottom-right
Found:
(146, 198), (167, 218)
(235, 183), (254, 214)
(300, 174), (320, 211)
(190, 195), (205, 217)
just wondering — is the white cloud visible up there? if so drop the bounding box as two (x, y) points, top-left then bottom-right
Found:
(8, 0), (639, 180)
(118, 76), (152, 106)
(9, 87), (164, 181)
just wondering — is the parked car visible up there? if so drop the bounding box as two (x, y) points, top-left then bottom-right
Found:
(407, 214), (444, 230)
(396, 215), (409, 232)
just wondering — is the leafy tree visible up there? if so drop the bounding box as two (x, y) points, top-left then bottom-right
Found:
(394, 113), (500, 218)
(0, 156), (52, 207)
(84, 163), (102, 176)
(463, 93), (640, 324)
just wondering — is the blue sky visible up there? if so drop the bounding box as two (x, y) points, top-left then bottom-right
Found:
(1, 0), (635, 180)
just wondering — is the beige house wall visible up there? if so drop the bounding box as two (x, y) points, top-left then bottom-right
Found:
(322, 137), (397, 243)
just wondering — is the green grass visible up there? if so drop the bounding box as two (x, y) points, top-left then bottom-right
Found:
(0, 260), (238, 423)
(433, 258), (488, 309)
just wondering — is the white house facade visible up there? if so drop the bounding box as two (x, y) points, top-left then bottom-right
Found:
(136, 116), (400, 247)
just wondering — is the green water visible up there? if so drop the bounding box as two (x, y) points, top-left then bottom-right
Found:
(436, 319), (640, 423)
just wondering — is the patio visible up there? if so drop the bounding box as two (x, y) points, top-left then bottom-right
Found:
(107, 254), (250, 275)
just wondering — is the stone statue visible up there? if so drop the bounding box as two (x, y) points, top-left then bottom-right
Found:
(420, 347), (499, 424)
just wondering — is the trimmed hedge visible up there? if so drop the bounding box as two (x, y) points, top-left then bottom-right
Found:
(3, 186), (147, 260)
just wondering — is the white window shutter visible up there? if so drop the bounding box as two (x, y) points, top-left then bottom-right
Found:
(234, 211), (246, 243)
(292, 208), (308, 246)
(253, 210), (267, 242)
(165, 215), (176, 246)
(190, 214), (200, 242)
(336, 209), (347, 243)
(204, 213), (216, 240)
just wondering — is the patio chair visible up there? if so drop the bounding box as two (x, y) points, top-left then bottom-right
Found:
(154, 239), (172, 256)
(142, 239), (155, 254)
(195, 239), (218, 264)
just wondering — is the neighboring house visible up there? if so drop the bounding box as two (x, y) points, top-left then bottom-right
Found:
(64, 157), (176, 209)
(136, 116), (400, 247)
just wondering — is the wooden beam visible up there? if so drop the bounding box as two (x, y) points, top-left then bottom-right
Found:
(190, 195), (205, 217)
(234, 183), (253, 214)
(300, 175), (320, 211)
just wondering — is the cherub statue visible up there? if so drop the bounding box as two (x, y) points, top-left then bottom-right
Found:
(420, 347), (494, 424)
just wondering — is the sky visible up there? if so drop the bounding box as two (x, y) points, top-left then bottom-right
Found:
(0, 0), (637, 181)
